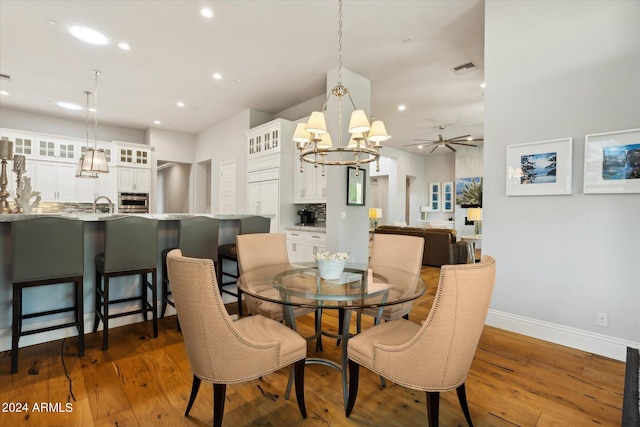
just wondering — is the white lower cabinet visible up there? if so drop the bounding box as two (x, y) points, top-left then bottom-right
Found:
(286, 230), (326, 262)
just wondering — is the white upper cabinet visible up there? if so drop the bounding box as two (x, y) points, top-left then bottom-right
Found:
(37, 136), (78, 163)
(293, 161), (327, 203)
(116, 142), (151, 167)
(246, 119), (289, 159)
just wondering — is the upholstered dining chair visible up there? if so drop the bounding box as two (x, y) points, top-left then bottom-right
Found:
(357, 233), (425, 329)
(346, 255), (496, 427)
(166, 249), (307, 427)
(236, 233), (321, 347)
(217, 215), (271, 316)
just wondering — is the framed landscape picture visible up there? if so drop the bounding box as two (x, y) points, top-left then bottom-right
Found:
(584, 128), (640, 194)
(506, 137), (572, 196)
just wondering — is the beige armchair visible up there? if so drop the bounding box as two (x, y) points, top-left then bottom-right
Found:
(346, 255), (496, 427)
(358, 233), (425, 328)
(236, 233), (322, 347)
(166, 249), (307, 427)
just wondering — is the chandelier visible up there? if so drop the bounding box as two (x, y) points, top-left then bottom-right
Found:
(80, 70), (109, 174)
(293, 0), (389, 177)
(76, 90), (98, 178)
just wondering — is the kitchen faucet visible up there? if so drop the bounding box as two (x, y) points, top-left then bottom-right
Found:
(93, 195), (113, 214)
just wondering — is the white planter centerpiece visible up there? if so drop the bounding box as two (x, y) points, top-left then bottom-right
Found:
(315, 251), (349, 280)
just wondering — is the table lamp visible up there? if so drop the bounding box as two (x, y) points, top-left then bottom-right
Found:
(467, 207), (482, 235)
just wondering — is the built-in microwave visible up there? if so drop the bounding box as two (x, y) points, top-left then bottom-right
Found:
(118, 192), (149, 213)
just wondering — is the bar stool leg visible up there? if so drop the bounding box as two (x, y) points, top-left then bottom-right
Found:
(93, 269), (101, 333)
(76, 278), (85, 357)
(151, 270), (158, 338)
(11, 283), (22, 374)
(102, 276), (110, 351)
(142, 273), (148, 322)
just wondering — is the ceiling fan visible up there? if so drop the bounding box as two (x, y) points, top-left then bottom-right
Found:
(404, 125), (483, 153)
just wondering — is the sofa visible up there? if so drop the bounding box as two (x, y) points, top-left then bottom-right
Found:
(374, 225), (457, 267)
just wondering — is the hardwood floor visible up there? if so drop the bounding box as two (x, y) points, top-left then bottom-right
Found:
(1, 265), (625, 426)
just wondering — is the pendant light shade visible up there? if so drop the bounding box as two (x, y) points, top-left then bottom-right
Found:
(76, 90), (98, 178)
(81, 148), (109, 173)
(348, 110), (371, 134)
(305, 111), (328, 134)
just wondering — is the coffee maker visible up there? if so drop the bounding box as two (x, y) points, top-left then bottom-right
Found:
(298, 208), (317, 225)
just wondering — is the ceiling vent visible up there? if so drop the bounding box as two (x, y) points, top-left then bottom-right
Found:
(452, 62), (478, 74)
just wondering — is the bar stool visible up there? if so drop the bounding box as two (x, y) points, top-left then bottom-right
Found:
(161, 216), (220, 318)
(93, 216), (158, 350)
(11, 217), (85, 374)
(217, 216), (270, 317)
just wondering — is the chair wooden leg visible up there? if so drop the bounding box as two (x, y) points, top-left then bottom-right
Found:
(294, 359), (307, 418)
(315, 309), (323, 352)
(184, 375), (201, 416)
(213, 383), (226, 427)
(456, 383), (474, 427)
(345, 359), (360, 417)
(141, 273), (148, 322)
(426, 391), (440, 427)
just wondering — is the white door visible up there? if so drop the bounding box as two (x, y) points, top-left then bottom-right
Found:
(219, 160), (236, 214)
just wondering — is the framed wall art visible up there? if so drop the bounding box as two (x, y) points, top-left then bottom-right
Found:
(584, 128), (640, 194)
(427, 182), (441, 212)
(506, 137), (572, 196)
(456, 177), (482, 207)
(346, 166), (366, 205)
(442, 181), (454, 212)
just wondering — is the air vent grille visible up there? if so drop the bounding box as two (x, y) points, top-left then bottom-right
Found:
(452, 62), (477, 74)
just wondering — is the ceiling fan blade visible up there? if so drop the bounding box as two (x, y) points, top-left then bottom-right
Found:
(411, 138), (438, 143)
(403, 141), (438, 147)
(450, 142), (480, 147)
(445, 144), (457, 152)
(430, 145), (439, 154)
(445, 135), (472, 142)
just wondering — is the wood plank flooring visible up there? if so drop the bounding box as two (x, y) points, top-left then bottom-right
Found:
(1, 265), (625, 426)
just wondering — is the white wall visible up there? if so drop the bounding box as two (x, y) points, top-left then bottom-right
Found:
(195, 109), (272, 214)
(484, 1), (640, 360)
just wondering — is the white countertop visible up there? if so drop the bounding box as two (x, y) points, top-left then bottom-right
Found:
(284, 224), (327, 233)
(0, 213), (273, 223)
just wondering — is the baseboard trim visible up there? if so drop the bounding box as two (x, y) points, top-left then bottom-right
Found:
(486, 309), (639, 362)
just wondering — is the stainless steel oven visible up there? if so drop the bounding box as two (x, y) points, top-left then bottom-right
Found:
(118, 192), (149, 214)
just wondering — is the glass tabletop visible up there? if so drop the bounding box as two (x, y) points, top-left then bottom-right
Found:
(237, 262), (426, 309)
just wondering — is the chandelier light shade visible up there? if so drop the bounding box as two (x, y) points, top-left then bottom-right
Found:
(81, 70), (109, 174)
(295, 0), (389, 176)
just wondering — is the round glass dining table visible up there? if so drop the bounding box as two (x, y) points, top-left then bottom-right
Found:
(237, 262), (426, 409)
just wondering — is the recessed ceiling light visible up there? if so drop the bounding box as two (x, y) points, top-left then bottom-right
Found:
(56, 101), (83, 110)
(418, 145), (423, 149)
(177, 102), (185, 107)
(398, 105), (406, 111)
(118, 42), (130, 50)
(200, 8), (213, 18)
(0, 91), (8, 96)
(212, 73), (222, 80)
(480, 82), (486, 89)
(48, 20), (57, 25)
(68, 25), (109, 46)
(154, 120), (161, 125)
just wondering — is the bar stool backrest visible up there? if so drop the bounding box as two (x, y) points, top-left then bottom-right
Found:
(12, 217), (84, 282)
(178, 217), (219, 260)
(103, 217), (158, 273)
(239, 216), (270, 235)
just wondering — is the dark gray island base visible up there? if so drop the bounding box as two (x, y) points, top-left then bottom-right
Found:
(0, 213), (269, 353)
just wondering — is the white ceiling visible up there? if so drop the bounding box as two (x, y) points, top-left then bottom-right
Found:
(0, 0), (485, 156)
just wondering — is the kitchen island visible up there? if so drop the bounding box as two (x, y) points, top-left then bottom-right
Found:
(0, 213), (269, 353)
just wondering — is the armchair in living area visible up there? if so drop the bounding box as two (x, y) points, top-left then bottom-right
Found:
(374, 225), (457, 267)
(346, 256), (496, 427)
(166, 249), (307, 427)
